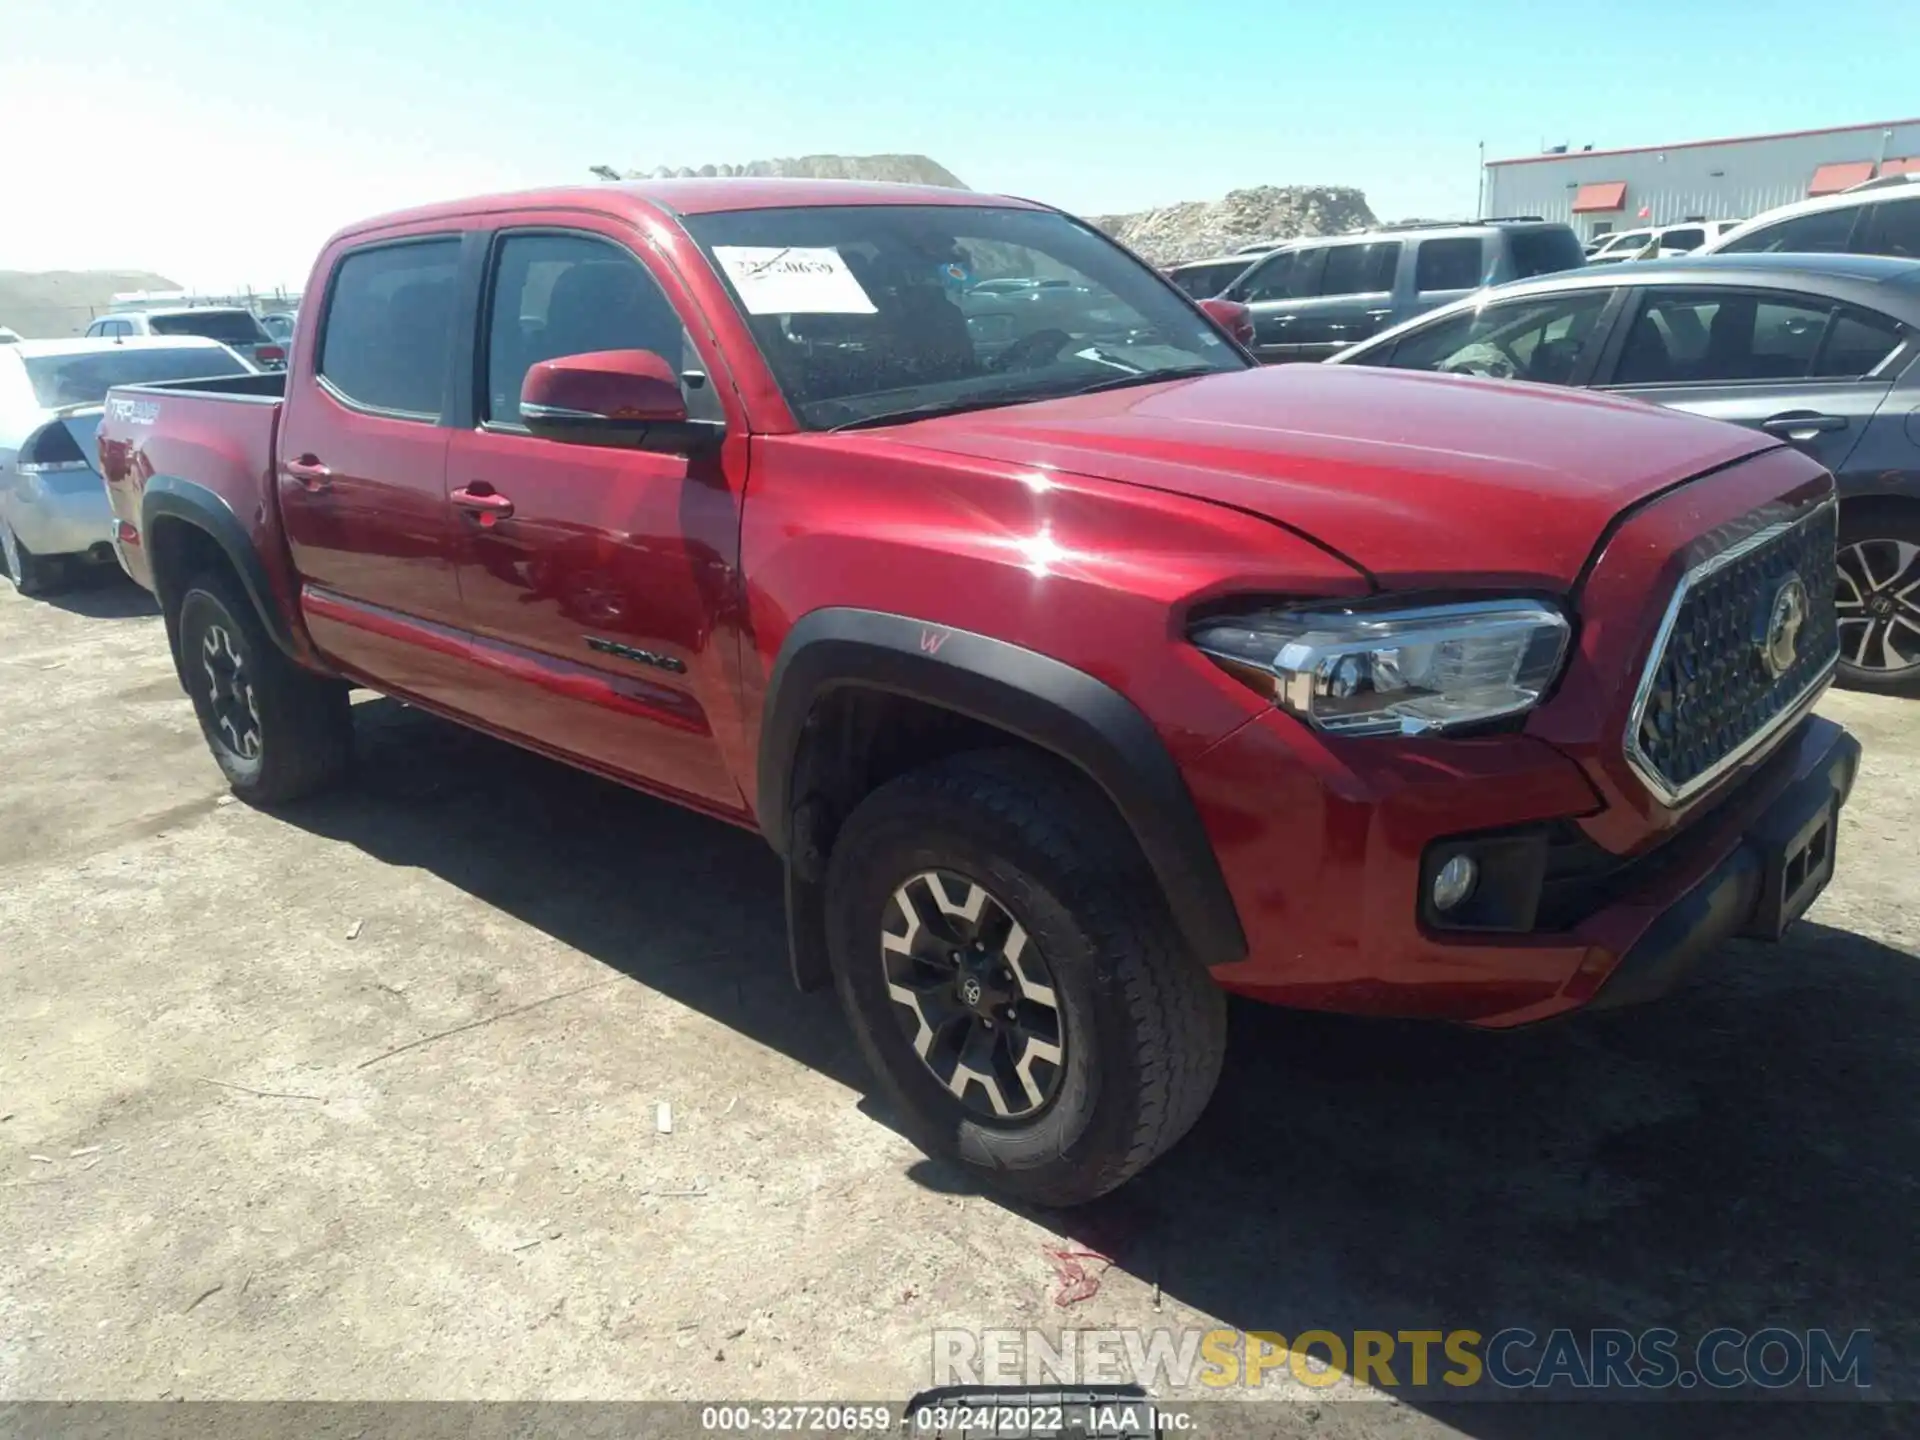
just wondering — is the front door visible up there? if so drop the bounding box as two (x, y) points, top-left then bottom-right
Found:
(277, 233), (473, 706)
(444, 225), (746, 812)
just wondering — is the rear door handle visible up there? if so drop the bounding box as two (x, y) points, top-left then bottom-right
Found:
(1761, 412), (1847, 439)
(451, 484), (515, 524)
(285, 456), (332, 491)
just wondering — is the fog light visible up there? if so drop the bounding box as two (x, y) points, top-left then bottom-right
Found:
(1432, 855), (1478, 912)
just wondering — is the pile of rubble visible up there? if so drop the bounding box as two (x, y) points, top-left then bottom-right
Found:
(1089, 185), (1378, 265)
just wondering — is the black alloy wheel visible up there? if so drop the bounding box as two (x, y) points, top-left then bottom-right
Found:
(1835, 504), (1920, 697)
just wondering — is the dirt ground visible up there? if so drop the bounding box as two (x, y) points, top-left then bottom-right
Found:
(2, 573), (1915, 1437)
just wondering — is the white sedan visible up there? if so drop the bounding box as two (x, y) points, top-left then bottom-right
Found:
(0, 336), (251, 595)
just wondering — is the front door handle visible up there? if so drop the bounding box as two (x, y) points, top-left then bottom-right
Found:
(285, 456), (332, 491)
(1761, 412), (1847, 440)
(451, 483), (515, 525)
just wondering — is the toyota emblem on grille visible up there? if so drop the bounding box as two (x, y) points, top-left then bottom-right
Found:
(1758, 572), (1809, 679)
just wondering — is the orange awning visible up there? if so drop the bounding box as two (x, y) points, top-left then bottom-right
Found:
(1809, 161), (1874, 195)
(1879, 156), (1919, 176)
(1571, 181), (1627, 213)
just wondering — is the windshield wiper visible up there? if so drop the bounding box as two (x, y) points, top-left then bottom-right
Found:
(825, 386), (1041, 432)
(1054, 363), (1221, 399)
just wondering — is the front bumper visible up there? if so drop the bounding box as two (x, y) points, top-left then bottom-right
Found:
(1184, 706), (1859, 1028)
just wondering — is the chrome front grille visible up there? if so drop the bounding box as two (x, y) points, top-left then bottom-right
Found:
(1626, 501), (1839, 805)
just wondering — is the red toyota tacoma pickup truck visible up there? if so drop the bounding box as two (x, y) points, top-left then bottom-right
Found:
(99, 180), (1859, 1204)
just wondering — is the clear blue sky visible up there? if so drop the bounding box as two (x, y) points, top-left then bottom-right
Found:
(2, 0), (1914, 289)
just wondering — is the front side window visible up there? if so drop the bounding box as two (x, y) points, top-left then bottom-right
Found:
(1169, 260), (1249, 299)
(681, 204), (1246, 429)
(1233, 249), (1297, 303)
(318, 239), (461, 416)
(148, 310), (269, 345)
(1660, 227), (1707, 252)
(21, 346), (249, 408)
(1365, 290), (1611, 385)
(1415, 238), (1483, 293)
(482, 232), (715, 425)
(1609, 288), (1902, 385)
(1718, 206), (1859, 255)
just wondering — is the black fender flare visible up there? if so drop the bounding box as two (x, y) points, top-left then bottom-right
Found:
(759, 607), (1248, 971)
(141, 475), (302, 662)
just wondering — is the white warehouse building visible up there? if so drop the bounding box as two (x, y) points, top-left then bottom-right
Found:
(1483, 117), (1920, 245)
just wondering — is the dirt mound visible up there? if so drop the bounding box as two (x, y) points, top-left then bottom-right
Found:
(0, 270), (179, 339)
(1089, 185), (1377, 265)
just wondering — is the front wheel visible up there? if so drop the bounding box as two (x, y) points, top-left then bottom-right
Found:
(176, 571), (353, 804)
(1835, 502), (1920, 697)
(825, 750), (1227, 1206)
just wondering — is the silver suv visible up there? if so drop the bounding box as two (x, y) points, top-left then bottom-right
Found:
(1218, 218), (1586, 362)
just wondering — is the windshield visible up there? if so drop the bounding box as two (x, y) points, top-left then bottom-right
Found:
(149, 310), (270, 344)
(681, 204), (1247, 429)
(22, 346), (249, 408)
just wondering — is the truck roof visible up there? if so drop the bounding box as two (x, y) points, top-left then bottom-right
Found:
(336, 178), (1045, 240)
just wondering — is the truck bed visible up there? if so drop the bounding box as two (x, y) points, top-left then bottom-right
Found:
(97, 371), (288, 601)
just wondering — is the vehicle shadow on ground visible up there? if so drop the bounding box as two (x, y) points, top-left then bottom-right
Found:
(283, 700), (1917, 1434)
(39, 569), (159, 620)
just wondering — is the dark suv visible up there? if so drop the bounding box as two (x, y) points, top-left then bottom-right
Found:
(1222, 219), (1587, 362)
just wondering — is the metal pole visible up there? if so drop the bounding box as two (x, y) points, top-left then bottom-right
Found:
(1476, 141), (1486, 219)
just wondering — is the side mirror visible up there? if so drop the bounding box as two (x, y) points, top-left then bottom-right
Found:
(519, 349), (721, 453)
(1198, 297), (1256, 349)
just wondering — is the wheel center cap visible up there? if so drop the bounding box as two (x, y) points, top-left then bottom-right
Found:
(1869, 593), (1895, 618)
(955, 952), (1012, 1016)
(959, 976), (983, 1007)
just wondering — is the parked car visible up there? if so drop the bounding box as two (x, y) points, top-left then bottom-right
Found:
(85, 306), (286, 371)
(1587, 221), (1742, 264)
(99, 179), (1856, 1205)
(0, 326), (21, 345)
(1702, 175), (1920, 259)
(1, 337), (252, 594)
(258, 311), (298, 347)
(1219, 219), (1586, 361)
(1330, 252), (1920, 693)
(1166, 252), (1264, 299)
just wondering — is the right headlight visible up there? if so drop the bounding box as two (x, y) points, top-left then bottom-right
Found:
(1191, 599), (1571, 737)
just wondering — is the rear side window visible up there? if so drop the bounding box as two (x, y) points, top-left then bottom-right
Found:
(1661, 227), (1707, 252)
(1718, 206), (1859, 255)
(318, 239), (461, 416)
(1415, 238), (1483, 292)
(1610, 288), (1904, 384)
(1506, 227), (1586, 277)
(1862, 197), (1920, 259)
(1169, 260), (1248, 298)
(149, 310), (268, 345)
(1314, 242), (1400, 297)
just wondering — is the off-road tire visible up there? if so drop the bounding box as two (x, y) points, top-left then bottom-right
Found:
(1835, 501), (1920, 698)
(176, 570), (352, 804)
(825, 749), (1227, 1206)
(1, 519), (62, 597)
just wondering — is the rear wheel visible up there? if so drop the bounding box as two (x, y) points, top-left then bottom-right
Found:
(825, 750), (1227, 1206)
(1835, 502), (1920, 697)
(1, 519), (62, 597)
(176, 571), (353, 803)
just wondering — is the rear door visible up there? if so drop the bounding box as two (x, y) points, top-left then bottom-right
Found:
(277, 231), (475, 704)
(443, 220), (747, 811)
(1591, 285), (1909, 475)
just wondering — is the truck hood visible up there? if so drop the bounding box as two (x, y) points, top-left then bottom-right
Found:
(883, 364), (1780, 589)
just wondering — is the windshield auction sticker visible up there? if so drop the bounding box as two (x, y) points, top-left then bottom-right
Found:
(712, 246), (877, 315)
